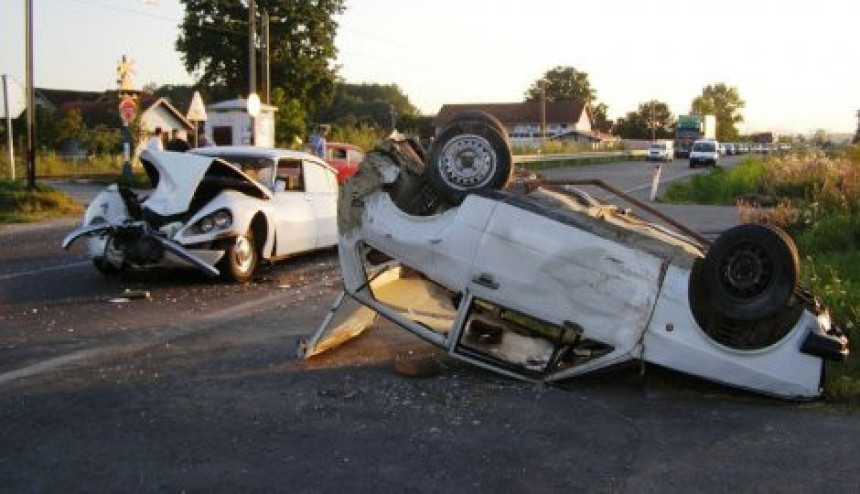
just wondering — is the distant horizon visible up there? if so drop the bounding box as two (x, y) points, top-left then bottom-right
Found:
(2, 0), (858, 135)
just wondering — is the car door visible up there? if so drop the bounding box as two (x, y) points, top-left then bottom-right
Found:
(302, 160), (338, 248)
(271, 158), (316, 255)
(451, 200), (665, 379)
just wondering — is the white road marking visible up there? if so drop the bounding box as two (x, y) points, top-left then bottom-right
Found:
(0, 347), (111, 385)
(0, 260), (91, 281)
(0, 277), (333, 385)
(623, 169), (701, 195)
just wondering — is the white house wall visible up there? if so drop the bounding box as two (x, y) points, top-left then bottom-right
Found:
(142, 107), (188, 136)
(205, 110), (275, 147)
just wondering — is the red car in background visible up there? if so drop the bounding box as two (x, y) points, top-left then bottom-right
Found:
(325, 142), (365, 184)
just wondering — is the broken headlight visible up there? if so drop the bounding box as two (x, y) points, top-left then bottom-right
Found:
(190, 209), (232, 235)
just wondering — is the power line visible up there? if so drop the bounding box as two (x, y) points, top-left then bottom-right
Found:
(66, 0), (247, 36)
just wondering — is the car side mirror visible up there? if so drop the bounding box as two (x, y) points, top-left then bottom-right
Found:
(274, 179), (286, 192)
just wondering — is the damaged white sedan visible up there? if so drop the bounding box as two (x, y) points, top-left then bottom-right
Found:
(63, 147), (338, 282)
(301, 112), (848, 400)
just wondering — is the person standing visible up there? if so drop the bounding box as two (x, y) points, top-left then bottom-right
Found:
(309, 124), (330, 158)
(166, 129), (190, 152)
(146, 127), (164, 151)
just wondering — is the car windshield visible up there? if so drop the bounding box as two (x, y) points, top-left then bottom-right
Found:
(693, 142), (716, 152)
(211, 155), (276, 187)
(650, 143), (666, 150)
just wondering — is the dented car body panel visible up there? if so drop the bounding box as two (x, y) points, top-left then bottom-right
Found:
(303, 137), (848, 400)
(63, 148), (338, 280)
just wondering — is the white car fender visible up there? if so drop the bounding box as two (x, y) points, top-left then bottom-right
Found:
(84, 185), (129, 225)
(177, 190), (276, 256)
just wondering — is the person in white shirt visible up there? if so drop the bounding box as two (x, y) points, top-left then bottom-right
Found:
(146, 127), (164, 151)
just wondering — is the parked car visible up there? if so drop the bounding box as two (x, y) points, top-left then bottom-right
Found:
(645, 141), (674, 162)
(299, 111), (848, 400)
(689, 139), (720, 167)
(63, 147), (339, 282)
(325, 142), (365, 184)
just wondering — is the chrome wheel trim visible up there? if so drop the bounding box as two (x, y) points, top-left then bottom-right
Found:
(438, 134), (497, 190)
(233, 235), (254, 274)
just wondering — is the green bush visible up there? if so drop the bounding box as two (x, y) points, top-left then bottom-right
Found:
(329, 125), (386, 152)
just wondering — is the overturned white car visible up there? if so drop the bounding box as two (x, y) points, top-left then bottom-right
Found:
(63, 147), (338, 282)
(302, 112), (848, 400)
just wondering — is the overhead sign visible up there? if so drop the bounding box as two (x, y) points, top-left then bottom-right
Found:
(1, 75), (26, 118)
(186, 91), (207, 121)
(118, 97), (137, 123)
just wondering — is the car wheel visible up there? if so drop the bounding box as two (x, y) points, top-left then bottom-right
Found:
(426, 111), (513, 205)
(219, 230), (258, 283)
(702, 224), (799, 321)
(689, 161), (696, 168)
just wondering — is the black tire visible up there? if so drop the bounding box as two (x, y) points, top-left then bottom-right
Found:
(218, 230), (258, 283)
(438, 110), (508, 139)
(93, 258), (121, 275)
(426, 111), (513, 205)
(702, 224), (799, 321)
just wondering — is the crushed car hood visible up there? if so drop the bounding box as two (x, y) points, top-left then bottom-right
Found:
(140, 150), (271, 216)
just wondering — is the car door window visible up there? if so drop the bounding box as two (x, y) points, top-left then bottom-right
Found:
(303, 161), (334, 194)
(277, 159), (304, 192)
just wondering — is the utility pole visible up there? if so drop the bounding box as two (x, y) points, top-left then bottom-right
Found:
(539, 81), (546, 149)
(389, 104), (397, 131)
(248, 0), (256, 145)
(249, 0), (256, 96)
(25, 0), (36, 189)
(263, 10), (270, 104)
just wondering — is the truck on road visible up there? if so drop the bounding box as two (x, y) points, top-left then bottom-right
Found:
(674, 114), (716, 158)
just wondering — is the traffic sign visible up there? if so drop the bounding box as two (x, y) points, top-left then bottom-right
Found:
(186, 91), (207, 121)
(1, 74), (25, 118)
(118, 97), (137, 123)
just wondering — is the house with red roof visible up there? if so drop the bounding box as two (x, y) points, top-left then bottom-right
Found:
(435, 100), (602, 148)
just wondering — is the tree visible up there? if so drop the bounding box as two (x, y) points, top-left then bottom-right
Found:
(57, 109), (88, 147)
(591, 102), (612, 134)
(176, 0), (345, 114)
(524, 66), (596, 105)
(314, 82), (420, 129)
(613, 100), (674, 140)
(691, 83), (745, 141)
(271, 87), (306, 148)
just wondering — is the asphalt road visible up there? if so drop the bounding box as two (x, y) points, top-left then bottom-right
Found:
(2, 157), (858, 492)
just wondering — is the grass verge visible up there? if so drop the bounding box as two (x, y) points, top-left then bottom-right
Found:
(0, 180), (83, 224)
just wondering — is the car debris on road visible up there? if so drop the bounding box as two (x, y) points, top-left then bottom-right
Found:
(300, 111), (849, 400)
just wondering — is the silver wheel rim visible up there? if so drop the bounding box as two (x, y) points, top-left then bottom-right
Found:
(233, 235), (254, 273)
(438, 134), (497, 190)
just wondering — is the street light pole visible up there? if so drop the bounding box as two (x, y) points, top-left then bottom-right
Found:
(25, 0), (36, 189)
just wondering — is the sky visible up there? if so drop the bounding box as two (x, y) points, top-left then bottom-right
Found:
(2, 0), (859, 135)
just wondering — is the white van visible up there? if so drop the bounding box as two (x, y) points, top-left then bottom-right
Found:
(645, 141), (674, 162)
(689, 139), (720, 167)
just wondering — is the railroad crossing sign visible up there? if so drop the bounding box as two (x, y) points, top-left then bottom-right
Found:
(118, 96), (137, 124)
